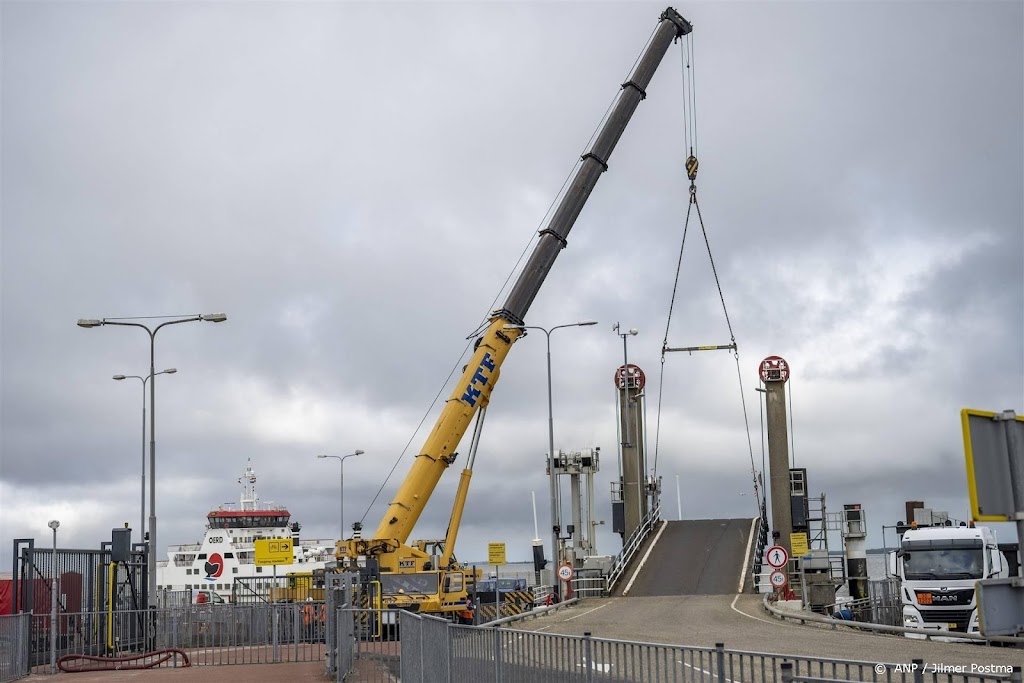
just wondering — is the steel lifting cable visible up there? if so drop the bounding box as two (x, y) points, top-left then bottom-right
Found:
(652, 31), (761, 507)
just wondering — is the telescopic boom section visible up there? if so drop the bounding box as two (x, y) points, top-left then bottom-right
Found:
(368, 7), (692, 554)
(499, 8), (691, 322)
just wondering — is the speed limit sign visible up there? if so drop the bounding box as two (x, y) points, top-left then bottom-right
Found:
(769, 570), (787, 588)
(557, 563), (574, 582)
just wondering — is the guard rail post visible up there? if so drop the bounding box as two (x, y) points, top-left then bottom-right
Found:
(913, 659), (925, 683)
(1010, 666), (1021, 683)
(493, 625), (502, 683)
(272, 608), (280, 663)
(781, 661), (794, 683)
(584, 631), (594, 683)
(716, 642), (726, 683)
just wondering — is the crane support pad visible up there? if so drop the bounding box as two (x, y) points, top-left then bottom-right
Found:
(664, 343), (737, 353)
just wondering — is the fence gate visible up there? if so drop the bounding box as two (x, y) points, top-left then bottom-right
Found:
(11, 537), (148, 669)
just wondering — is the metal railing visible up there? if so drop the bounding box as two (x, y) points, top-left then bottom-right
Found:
(19, 603), (329, 673)
(0, 614), (30, 682)
(605, 503), (661, 594)
(763, 595), (1024, 645)
(345, 614), (1022, 683)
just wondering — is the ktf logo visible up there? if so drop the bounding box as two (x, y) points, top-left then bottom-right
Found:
(461, 352), (496, 407)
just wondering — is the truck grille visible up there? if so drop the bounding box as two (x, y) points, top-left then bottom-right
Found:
(920, 608), (972, 631)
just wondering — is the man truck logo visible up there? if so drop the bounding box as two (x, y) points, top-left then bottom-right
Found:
(917, 591), (963, 605)
(461, 352), (496, 407)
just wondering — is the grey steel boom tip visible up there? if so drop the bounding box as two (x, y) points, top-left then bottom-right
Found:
(661, 8), (693, 37)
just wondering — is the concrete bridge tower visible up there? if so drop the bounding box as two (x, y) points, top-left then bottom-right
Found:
(761, 356), (794, 556)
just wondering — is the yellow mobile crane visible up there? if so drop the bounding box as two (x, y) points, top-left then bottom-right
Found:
(339, 7), (693, 620)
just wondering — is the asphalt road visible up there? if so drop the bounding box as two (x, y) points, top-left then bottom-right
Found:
(621, 519), (756, 597)
(510, 594), (1023, 670)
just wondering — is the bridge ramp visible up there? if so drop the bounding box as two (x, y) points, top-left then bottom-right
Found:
(616, 518), (755, 597)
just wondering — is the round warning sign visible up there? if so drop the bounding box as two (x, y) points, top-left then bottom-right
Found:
(614, 364), (645, 390)
(557, 563), (574, 582)
(766, 545), (789, 569)
(769, 570), (788, 588)
(759, 356), (790, 384)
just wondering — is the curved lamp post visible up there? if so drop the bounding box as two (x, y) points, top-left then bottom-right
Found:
(317, 451), (365, 541)
(113, 369), (177, 537)
(503, 320), (597, 600)
(78, 313), (226, 606)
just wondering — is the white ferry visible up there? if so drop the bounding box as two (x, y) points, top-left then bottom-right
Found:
(156, 460), (336, 601)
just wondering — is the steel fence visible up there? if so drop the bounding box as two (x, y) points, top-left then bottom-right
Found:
(333, 609), (1022, 683)
(21, 603), (328, 673)
(0, 614), (30, 682)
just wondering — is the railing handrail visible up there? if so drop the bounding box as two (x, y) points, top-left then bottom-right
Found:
(763, 594), (1024, 645)
(605, 503), (661, 592)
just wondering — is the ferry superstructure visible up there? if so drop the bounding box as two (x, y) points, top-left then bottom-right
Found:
(155, 461), (335, 599)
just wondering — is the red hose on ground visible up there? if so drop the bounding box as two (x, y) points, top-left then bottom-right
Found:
(58, 648), (191, 672)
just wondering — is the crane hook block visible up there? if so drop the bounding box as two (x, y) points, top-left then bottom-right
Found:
(685, 155), (699, 181)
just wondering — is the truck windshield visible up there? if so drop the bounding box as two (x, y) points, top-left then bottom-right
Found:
(380, 573), (439, 596)
(903, 548), (983, 580)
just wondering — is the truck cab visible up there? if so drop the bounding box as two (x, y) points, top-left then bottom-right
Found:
(896, 524), (1006, 639)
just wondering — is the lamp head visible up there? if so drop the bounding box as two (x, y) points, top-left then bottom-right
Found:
(164, 368), (178, 374)
(77, 319), (103, 328)
(316, 454), (328, 459)
(354, 450), (365, 455)
(578, 321), (598, 327)
(48, 520), (60, 530)
(112, 375), (127, 381)
(201, 313), (228, 323)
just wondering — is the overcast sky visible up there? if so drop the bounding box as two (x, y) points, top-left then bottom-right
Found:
(2, 1), (1021, 575)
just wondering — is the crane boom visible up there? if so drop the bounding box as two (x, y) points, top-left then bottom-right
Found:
(500, 8), (692, 322)
(344, 7), (692, 588)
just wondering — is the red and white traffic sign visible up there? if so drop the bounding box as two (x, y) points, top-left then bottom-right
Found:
(759, 356), (790, 384)
(769, 570), (788, 588)
(557, 563), (574, 582)
(614, 364), (645, 391)
(766, 545), (789, 569)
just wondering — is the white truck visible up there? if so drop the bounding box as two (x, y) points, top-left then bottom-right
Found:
(896, 523), (1007, 639)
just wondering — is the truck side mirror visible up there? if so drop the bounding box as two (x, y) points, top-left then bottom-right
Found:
(886, 551), (898, 577)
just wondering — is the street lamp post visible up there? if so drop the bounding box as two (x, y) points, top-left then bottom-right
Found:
(47, 519), (59, 674)
(113, 369), (177, 537)
(613, 323), (640, 529)
(78, 313), (226, 608)
(317, 451), (365, 541)
(504, 320), (597, 600)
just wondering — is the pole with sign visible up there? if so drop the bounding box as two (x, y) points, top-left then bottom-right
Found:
(961, 408), (1024, 635)
(961, 409), (1024, 568)
(256, 539), (294, 601)
(766, 545), (789, 570)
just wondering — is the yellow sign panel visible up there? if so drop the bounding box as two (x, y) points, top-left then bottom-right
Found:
(961, 408), (1022, 522)
(254, 538), (294, 566)
(487, 542), (506, 566)
(790, 532), (809, 557)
